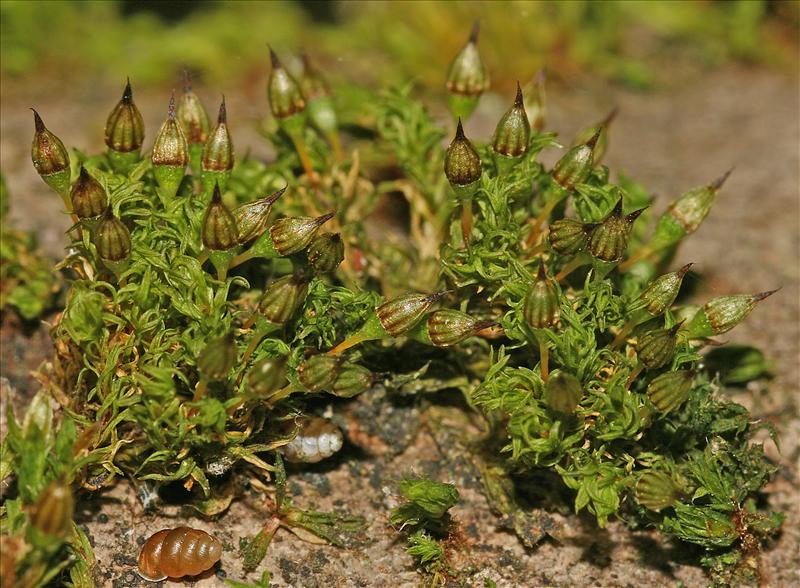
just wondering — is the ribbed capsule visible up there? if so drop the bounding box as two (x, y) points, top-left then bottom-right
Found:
(551, 128), (600, 191)
(176, 83), (211, 145)
(548, 218), (591, 255)
(105, 79), (145, 153)
(635, 471), (682, 512)
(71, 167), (107, 219)
(331, 364), (374, 398)
(94, 207), (132, 261)
(201, 99), (234, 173)
(268, 48), (306, 119)
(201, 184), (238, 250)
(445, 119), (482, 188)
(376, 291), (447, 337)
(258, 274), (310, 324)
(446, 21), (489, 122)
(572, 108), (617, 164)
(683, 290), (778, 339)
(635, 324), (681, 369)
(523, 262), (560, 329)
(647, 370), (694, 414)
(282, 417), (343, 463)
(269, 212), (334, 256)
(196, 332), (236, 381)
(307, 232), (345, 273)
(234, 187), (285, 244)
(426, 309), (495, 347)
(544, 370), (582, 414)
(299, 53), (331, 100)
(29, 480), (73, 538)
(493, 83), (530, 158)
(137, 527), (222, 582)
(246, 356), (288, 398)
(631, 263), (693, 316)
(297, 354), (341, 392)
(31, 109), (69, 177)
(152, 94), (189, 168)
(588, 200), (647, 262)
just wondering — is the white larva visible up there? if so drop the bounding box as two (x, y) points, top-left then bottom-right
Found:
(282, 417), (343, 463)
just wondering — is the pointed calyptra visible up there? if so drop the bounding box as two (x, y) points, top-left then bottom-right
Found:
(683, 290), (778, 339)
(647, 369), (694, 414)
(258, 274), (310, 324)
(551, 127), (601, 191)
(105, 79), (145, 171)
(524, 67), (546, 132)
(635, 471), (682, 511)
(197, 332), (237, 381)
(446, 21), (489, 122)
(572, 108), (618, 165)
(588, 199), (647, 262)
(30, 109), (71, 200)
(331, 364), (374, 398)
(247, 356), (288, 398)
(548, 218), (592, 255)
(650, 170), (732, 251)
(297, 354), (341, 392)
(523, 261), (561, 329)
(445, 118), (482, 194)
(234, 187), (286, 244)
(70, 166), (107, 219)
(152, 94), (189, 199)
(410, 309), (495, 347)
(201, 98), (234, 193)
(307, 232), (345, 273)
(630, 263), (693, 317)
(376, 291), (448, 337)
(300, 53), (342, 159)
(94, 207), (131, 262)
(269, 212), (334, 256)
(177, 74), (211, 176)
(636, 323), (682, 369)
(30, 480), (73, 538)
(201, 184), (238, 251)
(544, 370), (583, 414)
(493, 82), (531, 166)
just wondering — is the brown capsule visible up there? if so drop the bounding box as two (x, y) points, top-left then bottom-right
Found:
(138, 527), (222, 582)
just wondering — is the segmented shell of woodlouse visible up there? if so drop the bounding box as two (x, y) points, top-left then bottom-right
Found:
(138, 527), (222, 581)
(282, 417), (343, 463)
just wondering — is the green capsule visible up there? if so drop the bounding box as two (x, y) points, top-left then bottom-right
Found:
(650, 170), (731, 251)
(376, 291), (447, 337)
(416, 309), (495, 347)
(197, 332), (237, 381)
(548, 218), (591, 255)
(635, 471), (682, 511)
(635, 323), (681, 369)
(297, 354), (341, 392)
(268, 48), (306, 120)
(492, 82), (530, 159)
(70, 166), (107, 219)
(588, 200), (647, 263)
(29, 480), (73, 538)
(524, 67), (546, 133)
(446, 21), (489, 122)
(105, 79), (145, 168)
(30, 109), (70, 198)
(444, 119), (482, 191)
(551, 128), (600, 191)
(647, 370), (694, 414)
(234, 187), (286, 244)
(247, 356), (288, 398)
(307, 232), (344, 273)
(572, 108), (617, 165)
(683, 290), (778, 339)
(94, 207), (131, 262)
(202, 98), (234, 174)
(523, 261), (560, 329)
(299, 53), (340, 155)
(331, 364), (374, 398)
(176, 80), (210, 146)
(544, 370), (582, 414)
(152, 94), (189, 198)
(631, 263), (693, 317)
(269, 212), (334, 256)
(258, 274), (310, 324)
(202, 184), (238, 251)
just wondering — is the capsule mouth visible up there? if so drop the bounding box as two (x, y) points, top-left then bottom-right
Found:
(678, 262), (694, 275)
(314, 212), (335, 226)
(711, 168), (734, 190)
(473, 319), (498, 331)
(31, 108), (46, 132)
(265, 185), (288, 205)
(425, 290), (451, 303)
(753, 288), (780, 301)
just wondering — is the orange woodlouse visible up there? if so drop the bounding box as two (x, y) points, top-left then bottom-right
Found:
(137, 527), (222, 581)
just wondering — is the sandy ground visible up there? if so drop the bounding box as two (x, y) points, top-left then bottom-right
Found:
(1, 57), (798, 587)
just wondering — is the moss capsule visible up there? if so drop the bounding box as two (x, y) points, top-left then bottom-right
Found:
(635, 471), (682, 512)
(71, 166), (107, 219)
(269, 212), (334, 256)
(523, 261), (560, 329)
(647, 370), (694, 414)
(258, 274), (310, 324)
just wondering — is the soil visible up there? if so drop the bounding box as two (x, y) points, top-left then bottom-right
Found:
(1, 56), (798, 587)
